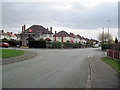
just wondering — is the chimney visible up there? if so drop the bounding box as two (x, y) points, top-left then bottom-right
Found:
(23, 25), (26, 31)
(54, 31), (57, 41)
(1, 30), (4, 33)
(47, 28), (48, 30)
(70, 32), (73, 37)
(22, 25), (25, 46)
(50, 27), (52, 32)
(11, 32), (12, 34)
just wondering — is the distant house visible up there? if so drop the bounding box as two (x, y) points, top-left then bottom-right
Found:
(0, 30), (10, 40)
(14, 33), (21, 40)
(20, 25), (53, 45)
(77, 35), (87, 44)
(69, 33), (80, 43)
(90, 39), (98, 45)
(7, 32), (17, 40)
(53, 30), (73, 42)
(0, 30), (17, 40)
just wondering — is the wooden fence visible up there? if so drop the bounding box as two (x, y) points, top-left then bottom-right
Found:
(107, 49), (120, 60)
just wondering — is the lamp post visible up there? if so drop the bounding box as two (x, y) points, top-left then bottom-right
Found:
(107, 20), (111, 44)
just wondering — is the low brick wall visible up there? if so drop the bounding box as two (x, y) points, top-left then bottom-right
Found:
(107, 49), (119, 60)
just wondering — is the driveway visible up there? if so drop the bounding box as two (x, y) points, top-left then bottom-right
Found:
(2, 48), (118, 88)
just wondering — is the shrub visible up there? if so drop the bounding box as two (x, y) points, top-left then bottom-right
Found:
(102, 44), (114, 50)
(29, 40), (46, 48)
(63, 42), (80, 48)
(51, 41), (61, 48)
(73, 43), (79, 48)
(111, 43), (120, 51)
(63, 42), (73, 48)
(2, 38), (7, 41)
(37, 38), (44, 41)
(46, 41), (52, 48)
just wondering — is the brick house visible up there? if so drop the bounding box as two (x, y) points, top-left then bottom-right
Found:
(20, 25), (53, 45)
(53, 30), (73, 42)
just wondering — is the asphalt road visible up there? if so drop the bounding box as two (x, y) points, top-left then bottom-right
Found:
(2, 48), (118, 88)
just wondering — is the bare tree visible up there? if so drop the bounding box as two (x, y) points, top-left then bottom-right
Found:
(98, 32), (114, 43)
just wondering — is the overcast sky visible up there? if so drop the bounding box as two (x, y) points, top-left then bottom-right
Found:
(1, 0), (119, 40)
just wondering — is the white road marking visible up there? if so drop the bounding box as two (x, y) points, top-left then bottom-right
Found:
(88, 53), (93, 58)
(88, 54), (90, 57)
(91, 55), (93, 57)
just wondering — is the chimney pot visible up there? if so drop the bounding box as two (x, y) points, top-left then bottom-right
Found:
(1, 30), (4, 32)
(50, 27), (52, 32)
(24, 25), (26, 31)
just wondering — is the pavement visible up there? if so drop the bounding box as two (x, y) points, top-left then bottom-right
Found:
(2, 48), (119, 88)
(88, 49), (119, 88)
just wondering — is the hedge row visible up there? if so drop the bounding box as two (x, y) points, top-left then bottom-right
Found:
(2, 40), (90, 48)
(101, 43), (120, 51)
(63, 42), (79, 48)
(46, 41), (80, 48)
(29, 41), (46, 48)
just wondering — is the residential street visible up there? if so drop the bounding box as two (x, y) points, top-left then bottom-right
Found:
(2, 48), (118, 88)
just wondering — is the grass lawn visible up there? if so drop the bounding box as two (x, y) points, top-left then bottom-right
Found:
(0, 49), (24, 58)
(101, 57), (120, 72)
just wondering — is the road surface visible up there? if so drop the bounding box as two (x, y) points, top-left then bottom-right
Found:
(2, 48), (118, 88)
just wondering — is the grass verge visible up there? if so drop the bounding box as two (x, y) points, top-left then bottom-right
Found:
(101, 57), (120, 72)
(0, 49), (24, 58)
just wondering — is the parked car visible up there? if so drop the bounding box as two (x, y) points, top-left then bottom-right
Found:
(93, 44), (99, 48)
(0, 42), (10, 48)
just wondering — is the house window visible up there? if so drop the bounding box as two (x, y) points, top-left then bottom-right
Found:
(49, 34), (52, 37)
(33, 34), (35, 37)
(42, 34), (46, 37)
(58, 37), (61, 39)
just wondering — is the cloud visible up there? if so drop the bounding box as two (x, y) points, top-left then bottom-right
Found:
(2, 1), (118, 39)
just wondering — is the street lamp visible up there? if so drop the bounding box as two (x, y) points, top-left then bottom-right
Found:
(107, 20), (111, 44)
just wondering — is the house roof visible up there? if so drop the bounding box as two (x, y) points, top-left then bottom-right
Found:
(69, 33), (79, 39)
(7, 32), (17, 38)
(77, 35), (86, 40)
(14, 34), (20, 38)
(45, 38), (52, 41)
(24, 25), (53, 34)
(53, 30), (71, 37)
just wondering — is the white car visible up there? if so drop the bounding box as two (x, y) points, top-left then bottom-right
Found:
(93, 44), (99, 48)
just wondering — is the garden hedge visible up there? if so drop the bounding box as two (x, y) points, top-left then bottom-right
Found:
(29, 40), (46, 48)
(101, 44), (114, 50)
(51, 41), (61, 48)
